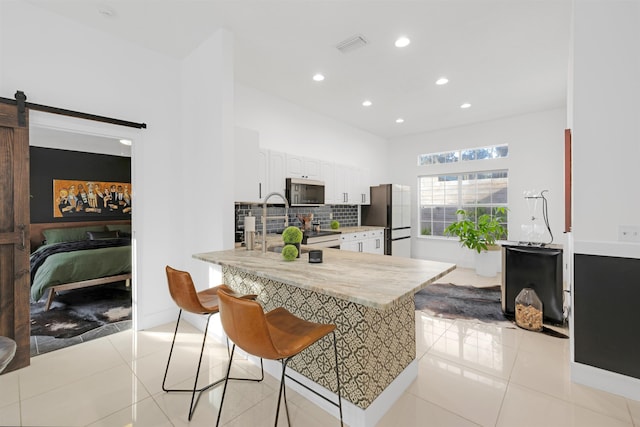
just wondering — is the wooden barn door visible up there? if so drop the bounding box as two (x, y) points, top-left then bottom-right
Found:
(0, 101), (31, 373)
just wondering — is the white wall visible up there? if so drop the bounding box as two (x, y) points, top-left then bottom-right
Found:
(1, 1), (184, 329)
(572, 0), (640, 245)
(388, 109), (567, 269)
(180, 29), (236, 289)
(235, 84), (389, 184)
(569, 0), (640, 400)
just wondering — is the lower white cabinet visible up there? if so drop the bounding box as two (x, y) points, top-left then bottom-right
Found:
(340, 229), (384, 254)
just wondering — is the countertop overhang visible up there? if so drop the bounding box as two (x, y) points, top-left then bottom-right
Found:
(193, 248), (455, 310)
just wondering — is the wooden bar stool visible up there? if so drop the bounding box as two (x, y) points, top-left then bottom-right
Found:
(162, 266), (264, 420)
(215, 288), (343, 427)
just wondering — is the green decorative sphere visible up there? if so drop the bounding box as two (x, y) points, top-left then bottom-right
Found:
(330, 220), (340, 230)
(281, 244), (299, 261)
(282, 226), (303, 243)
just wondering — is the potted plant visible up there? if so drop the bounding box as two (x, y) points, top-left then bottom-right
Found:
(444, 207), (507, 276)
(282, 226), (303, 259)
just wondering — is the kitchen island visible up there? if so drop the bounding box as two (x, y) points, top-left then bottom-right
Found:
(193, 248), (455, 426)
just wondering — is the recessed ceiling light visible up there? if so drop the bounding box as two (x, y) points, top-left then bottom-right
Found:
(312, 73), (325, 82)
(98, 5), (116, 18)
(395, 37), (411, 48)
(436, 77), (449, 85)
(395, 118), (405, 124)
(460, 103), (472, 109)
(120, 139), (132, 146)
(362, 100), (372, 107)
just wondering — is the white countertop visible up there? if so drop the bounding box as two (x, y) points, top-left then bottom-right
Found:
(193, 248), (455, 310)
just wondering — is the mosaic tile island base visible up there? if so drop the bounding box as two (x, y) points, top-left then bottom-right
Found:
(193, 247), (455, 409)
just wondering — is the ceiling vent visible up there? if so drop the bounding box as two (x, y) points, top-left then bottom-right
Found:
(336, 34), (369, 53)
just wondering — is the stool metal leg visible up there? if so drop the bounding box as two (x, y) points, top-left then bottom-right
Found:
(275, 358), (293, 427)
(216, 344), (236, 427)
(332, 331), (344, 426)
(162, 310), (220, 420)
(164, 313), (265, 421)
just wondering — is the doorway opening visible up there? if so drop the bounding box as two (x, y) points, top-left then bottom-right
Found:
(28, 111), (139, 355)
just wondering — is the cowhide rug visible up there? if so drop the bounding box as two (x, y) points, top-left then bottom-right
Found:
(415, 283), (512, 325)
(415, 283), (569, 338)
(30, 282), (132, 339)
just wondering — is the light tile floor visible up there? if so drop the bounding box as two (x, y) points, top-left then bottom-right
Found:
(1, 268), (638, 427)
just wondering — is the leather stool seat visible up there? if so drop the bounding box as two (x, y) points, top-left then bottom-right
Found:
(216, 288), (343, 426)
(162, 266), (263, 420)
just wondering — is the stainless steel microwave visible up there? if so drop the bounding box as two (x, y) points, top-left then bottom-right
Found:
(285, 178), (325, 206)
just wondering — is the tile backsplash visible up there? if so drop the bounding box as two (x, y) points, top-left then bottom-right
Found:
(235, 203), (359, 234)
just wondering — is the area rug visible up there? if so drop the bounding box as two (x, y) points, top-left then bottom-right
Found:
(415, 283), (513, 325)
(30, 282), (132, 339)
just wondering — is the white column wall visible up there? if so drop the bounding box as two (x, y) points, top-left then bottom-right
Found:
(180, 29), (236, 287)
(570, 0), (640, 399)
(387, 109), (567, 269)
(572, 0), (640, 243)
(235, 84), (389, 185)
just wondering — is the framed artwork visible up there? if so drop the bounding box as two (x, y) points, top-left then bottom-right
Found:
(53, 179), (132, 218)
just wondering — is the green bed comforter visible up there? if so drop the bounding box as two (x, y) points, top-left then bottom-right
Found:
(30, 245), (132, 301)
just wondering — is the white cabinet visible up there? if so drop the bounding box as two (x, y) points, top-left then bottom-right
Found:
(340, 229), (384, 254)
(333, 165), (370, 205)
(234, 127), (262, 203)
(354, 168), (370, 205)
(286, 154), (320, 180)
(363, 229), (384, 254)
(234, 138), (374, 205)
(334, 164), (349, 204)
(268, 150), (287, 195)
(258, 149), (268, 200)
(320, 161), (336, 204)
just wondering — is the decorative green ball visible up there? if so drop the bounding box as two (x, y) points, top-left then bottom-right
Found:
(330, 220), (340, 230)
(282, 226), (303, 243)
(281, 244), (299, 261)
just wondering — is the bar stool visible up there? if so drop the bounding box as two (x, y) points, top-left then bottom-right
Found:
(162, 266), (264, 420)
(215, 288), (343, 427)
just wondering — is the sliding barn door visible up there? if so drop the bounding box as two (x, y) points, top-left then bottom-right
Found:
(0, 102), (30, 372)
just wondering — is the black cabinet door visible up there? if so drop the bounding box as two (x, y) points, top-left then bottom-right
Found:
(574, 254), (640, 380)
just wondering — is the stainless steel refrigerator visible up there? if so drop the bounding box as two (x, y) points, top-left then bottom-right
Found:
(361, 184), (412, 257)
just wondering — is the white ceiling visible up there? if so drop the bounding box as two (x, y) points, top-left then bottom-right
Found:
(26, 0), (572, 140)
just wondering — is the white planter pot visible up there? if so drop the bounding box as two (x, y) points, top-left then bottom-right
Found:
(474, 248), (500, 277)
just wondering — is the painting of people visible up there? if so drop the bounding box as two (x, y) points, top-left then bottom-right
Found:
(53, 179), (132, 218)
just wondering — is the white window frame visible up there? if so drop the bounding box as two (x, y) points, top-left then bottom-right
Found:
(418, 169), (508, 238)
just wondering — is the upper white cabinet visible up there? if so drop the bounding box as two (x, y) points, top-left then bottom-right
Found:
(234, 139), (373, 205)
(268, 150), (287, 196)
(286, 154), (321, 180)
(320, 161), (336, 204)
(333, 164), (370, 205)
(234, 127), (262, 203)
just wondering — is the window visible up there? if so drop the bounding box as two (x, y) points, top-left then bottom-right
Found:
(419, 170), (508, 237)
(418, 144), (508, 166)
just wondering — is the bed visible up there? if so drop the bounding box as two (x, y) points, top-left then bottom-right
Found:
(30, 222), (132, 310)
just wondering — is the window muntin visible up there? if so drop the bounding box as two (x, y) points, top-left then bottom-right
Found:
(419, 170), (508, 237)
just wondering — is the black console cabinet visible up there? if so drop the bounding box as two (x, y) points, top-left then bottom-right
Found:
(501, 244), (564, 324)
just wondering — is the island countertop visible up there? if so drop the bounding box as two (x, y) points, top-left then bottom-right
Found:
(193, 248), (455, 310)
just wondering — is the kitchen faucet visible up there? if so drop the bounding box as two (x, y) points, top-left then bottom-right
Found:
(262, 192), (289, 253)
